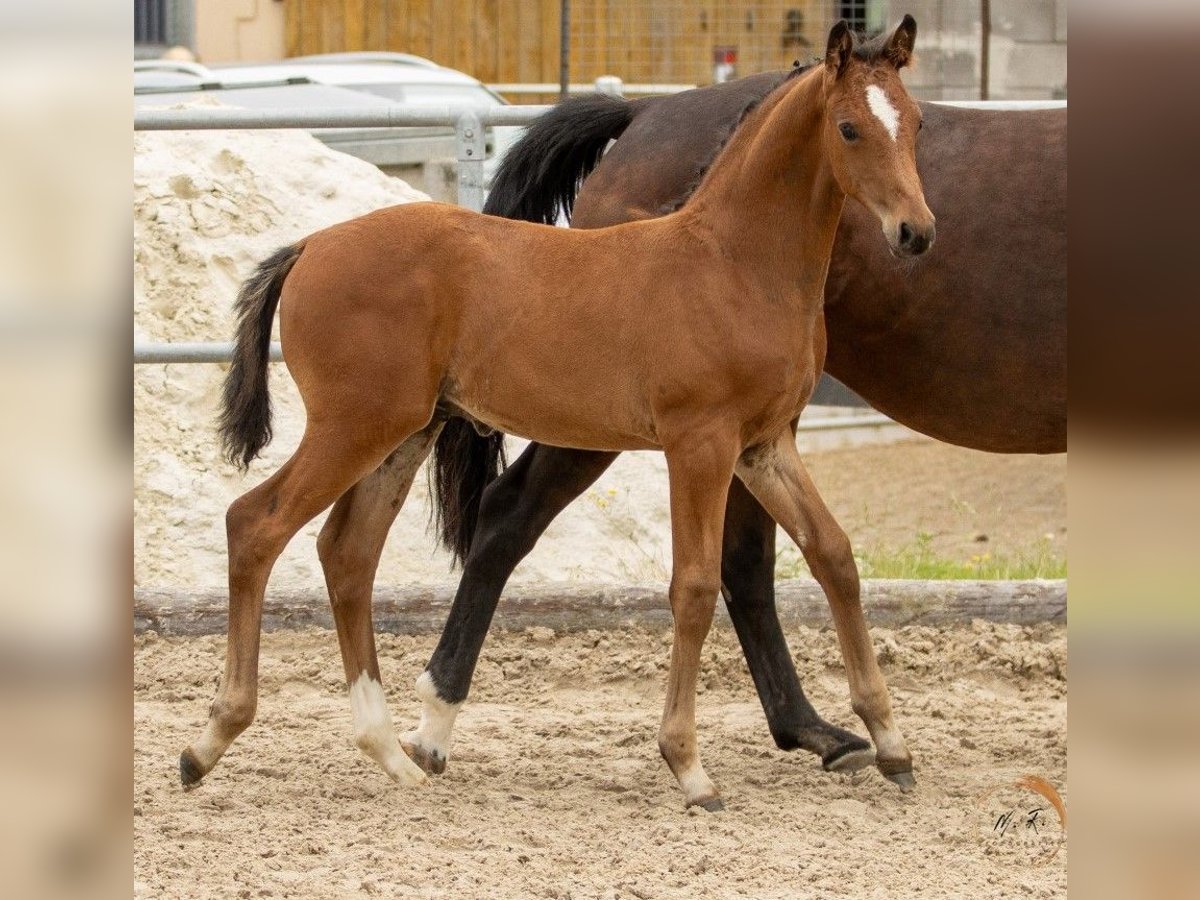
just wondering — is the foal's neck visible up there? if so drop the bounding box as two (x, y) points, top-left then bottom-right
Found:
(681, 67), (845, 299)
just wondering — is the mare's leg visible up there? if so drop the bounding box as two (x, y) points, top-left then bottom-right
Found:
(180, 421), (428, 788)
(659, 435), (741, 810)
(402, 443), (618, 774)
(316, 423), (443, 782)
(721, 477), (875, 772)
(735, 432), (914, 791)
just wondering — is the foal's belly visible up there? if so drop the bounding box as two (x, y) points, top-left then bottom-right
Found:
(443, 382), (662, 452)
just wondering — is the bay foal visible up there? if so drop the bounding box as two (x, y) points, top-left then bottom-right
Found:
(182, 18), (934, 810)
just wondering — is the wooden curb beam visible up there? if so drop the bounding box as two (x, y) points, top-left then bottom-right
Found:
(134, 579), (1066, 637)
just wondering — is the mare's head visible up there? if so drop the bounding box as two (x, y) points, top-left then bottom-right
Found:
(822, 15), (935, 257)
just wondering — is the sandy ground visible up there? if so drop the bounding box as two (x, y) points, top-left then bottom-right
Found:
(135, 623), (1066, 899)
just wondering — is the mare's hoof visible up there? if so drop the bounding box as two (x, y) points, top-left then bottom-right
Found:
(690, 796), (725, 813)
(179, 750), (205, 790)
(823, 745), (876, 774)
(401, 740), (447, 776)
(882, 768), (917, 793)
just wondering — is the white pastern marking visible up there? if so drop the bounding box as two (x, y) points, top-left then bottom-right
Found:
(410, 670), (462, 755)
(866, 84), (900, 141)
(350, 672), (395, 747)
(678, 761), (717, 802)
(350, 672), (426, 784)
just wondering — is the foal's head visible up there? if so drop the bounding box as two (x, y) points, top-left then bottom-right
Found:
(821, 15), (935, 257)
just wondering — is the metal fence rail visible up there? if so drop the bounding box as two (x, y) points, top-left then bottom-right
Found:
(488, 80), (695, 96)
(135, 105), (553, 213)
(134, 342), (283, 365)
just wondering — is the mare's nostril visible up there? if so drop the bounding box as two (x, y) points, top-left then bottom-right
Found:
(899, 222), (914, 247)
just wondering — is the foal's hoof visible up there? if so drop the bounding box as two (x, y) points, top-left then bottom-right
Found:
(884, 769), (917, 793)
(688, 796), (725, 813)
(179, 750), (205, 790)
(877, 758), (917, 792)
(400, 739), (447, 776)
(822, 745), (877, 775)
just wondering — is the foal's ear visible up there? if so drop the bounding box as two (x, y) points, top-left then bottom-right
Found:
(825, 20), (854, 78)
(885, 15), (918, 69)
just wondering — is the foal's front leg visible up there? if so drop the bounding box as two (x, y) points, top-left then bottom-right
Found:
(659, 436), (742, 810)
(721, 477), (875, 772)
(735, 430), (914, 790)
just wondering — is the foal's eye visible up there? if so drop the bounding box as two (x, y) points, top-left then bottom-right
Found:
(918, 119), (924, 132)
(838, 122), (859, 142)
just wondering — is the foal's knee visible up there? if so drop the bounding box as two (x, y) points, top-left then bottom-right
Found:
(811, 526), (860, 591)
(670, 570), (722, 629)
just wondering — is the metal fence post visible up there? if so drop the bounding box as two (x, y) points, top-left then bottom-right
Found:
(594, 75), (623, 97)
(455, 111), (487, 212)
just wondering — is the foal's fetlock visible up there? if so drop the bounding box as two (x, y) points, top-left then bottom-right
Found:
(347, 673), (428, 786)
(179, 699), (255, 789)
(355, 732), (428, 786)
(659, 738), (722, 812)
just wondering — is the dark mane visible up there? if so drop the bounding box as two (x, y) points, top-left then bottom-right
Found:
(659, 62), (815, 214)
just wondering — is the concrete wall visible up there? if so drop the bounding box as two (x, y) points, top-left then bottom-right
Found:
(893, 0), (1068, 101)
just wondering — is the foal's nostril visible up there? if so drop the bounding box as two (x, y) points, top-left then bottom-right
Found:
(899, 222), (914, 247)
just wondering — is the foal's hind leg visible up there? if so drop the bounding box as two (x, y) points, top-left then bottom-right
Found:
(180, 422), (426, 788)
(735, 431), (914, 791)
(317, 423), (443, 783)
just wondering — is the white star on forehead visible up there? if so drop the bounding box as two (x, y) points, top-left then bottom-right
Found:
(866, 84), (900, 141)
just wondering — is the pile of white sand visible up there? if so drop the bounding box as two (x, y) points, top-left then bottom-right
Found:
(133, 116), (679, 594)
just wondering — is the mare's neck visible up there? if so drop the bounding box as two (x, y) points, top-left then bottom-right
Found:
(680, 67), (845, 298)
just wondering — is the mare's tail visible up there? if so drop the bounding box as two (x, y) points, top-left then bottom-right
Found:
(431, 94), (635, 565)
(217, 244), (302, 471)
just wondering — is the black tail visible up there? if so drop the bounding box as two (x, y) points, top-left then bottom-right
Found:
(217, 244), (302, 471)
(429, 94), (634, 565)
(429, 421), (508, 566)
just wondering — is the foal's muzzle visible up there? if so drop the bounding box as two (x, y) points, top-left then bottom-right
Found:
(896, 221), (935, 257)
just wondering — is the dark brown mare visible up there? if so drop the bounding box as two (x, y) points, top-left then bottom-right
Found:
(182, 19), (933, 810)
(402, 47), (1066, 785)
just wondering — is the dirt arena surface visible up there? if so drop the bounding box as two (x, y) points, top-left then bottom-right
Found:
(135, 623), (1066, 899)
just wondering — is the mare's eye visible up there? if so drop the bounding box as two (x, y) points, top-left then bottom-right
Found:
(839, 122), (859, 142)
(918, 119), (924, 131)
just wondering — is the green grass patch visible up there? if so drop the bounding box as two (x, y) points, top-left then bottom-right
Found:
(776, 532), (1066, 581)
